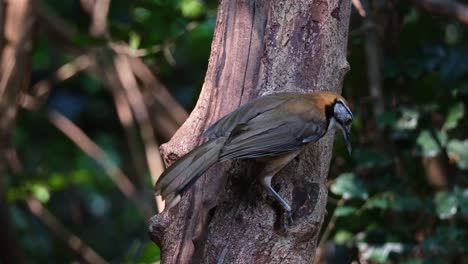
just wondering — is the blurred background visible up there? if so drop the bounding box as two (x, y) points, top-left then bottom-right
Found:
(0, 0), (467, 263)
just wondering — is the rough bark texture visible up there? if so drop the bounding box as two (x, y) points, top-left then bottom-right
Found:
(0, 0), (34, 263)
(149, 0), (351, 263)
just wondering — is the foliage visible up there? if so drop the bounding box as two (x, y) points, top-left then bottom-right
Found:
(325, 4), (468, 263)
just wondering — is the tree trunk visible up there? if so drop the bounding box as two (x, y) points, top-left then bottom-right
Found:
(0, 0), (34, 263)
(149, 0), (351, 263)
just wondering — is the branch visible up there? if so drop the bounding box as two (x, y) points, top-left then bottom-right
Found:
(129, 57), (189, 140)
(20, 55), (92, 110)
(352, 0), (366, 17)
(47, 110), (138, 199)
(113, 55), (166, 211)
(411, 0), (468, 24)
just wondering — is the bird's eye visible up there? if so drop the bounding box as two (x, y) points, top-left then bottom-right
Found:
(345, 118), (352, 126)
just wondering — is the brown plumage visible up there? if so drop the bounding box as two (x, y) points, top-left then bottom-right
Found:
(155, 91), (353, 213)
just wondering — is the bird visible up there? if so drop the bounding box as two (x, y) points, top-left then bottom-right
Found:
(155, 91), (353, 215)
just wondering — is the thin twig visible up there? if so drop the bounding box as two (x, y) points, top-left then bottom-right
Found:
(20, 55), (92, 110)
(47, 109), (137, 198)
(112, 89), (147, 188)
(90, 0), (110, 36)
(352, 0), (367, 17)
(113, 55), (166, 212)
(129, 57), (188, 140)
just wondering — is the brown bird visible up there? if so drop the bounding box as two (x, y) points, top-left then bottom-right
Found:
(155, 91), (353, 214)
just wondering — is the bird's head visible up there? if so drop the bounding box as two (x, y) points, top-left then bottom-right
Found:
(331, 98), (353, 154)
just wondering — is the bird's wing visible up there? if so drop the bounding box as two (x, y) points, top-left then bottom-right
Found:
(203, 93), (299, 139)
(219, 106), (327, 160)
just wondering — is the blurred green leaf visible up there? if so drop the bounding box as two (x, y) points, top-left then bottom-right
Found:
(434, 191), (457, 219)
(31, 184), (50, 203)
(454, 186), (468, 214)
(331, 173), (368, 200)
(416, 130), (447, 157)
(334, 230), (353, 244)
(48, 173), (67, 190)
(443, 102), (464, 130)
(447, 139), (468, 170)
(365, 194), (390, 210)
(129, 31), (142, 49)
(334, 206), (357, 217)
(358, 242), (404, 262)
(396, 108), (419, 130)
(179, 0), (205, 18)
(137, 243), (161, 263)
(132, 7), (152, 23)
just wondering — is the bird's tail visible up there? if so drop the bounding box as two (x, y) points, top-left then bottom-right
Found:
(155, 137), (226, 210)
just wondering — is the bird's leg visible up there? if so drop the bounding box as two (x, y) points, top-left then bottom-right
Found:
(261, 176), (292, 212)
(261, 175), (293, 227)
(258, 149), (303, 227)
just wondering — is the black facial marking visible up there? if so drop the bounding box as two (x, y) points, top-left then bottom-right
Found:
(325, 102), (335, 126)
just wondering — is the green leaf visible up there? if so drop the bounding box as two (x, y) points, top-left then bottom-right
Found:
(395, 108), (419, 130)
(334, 230), (353, 244)
(331, 173), (368, 200)
(454, 187), (468, 214)
(416, 130), (447, 157)
(48, 173), (67, 190)
(358, 242), (404, 262)
(129, 31), (141, 49)
(137, 243), (160, 263)
(132, 7), (152, 23)
(31, 184), (50, 203)
(447, 139), (468, 170)
(365, 195), (390, 210)
(179, 0), (205, 18)
(334, 206), (357, 217)
(434, 191), (458, 219)
(443, 102), (465, 130)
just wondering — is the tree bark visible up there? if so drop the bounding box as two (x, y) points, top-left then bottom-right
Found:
(149, 0), (351, 263)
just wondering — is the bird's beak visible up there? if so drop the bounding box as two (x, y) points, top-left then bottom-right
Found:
(337, 122), (352, 155)
(344, 131), (352, 154)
